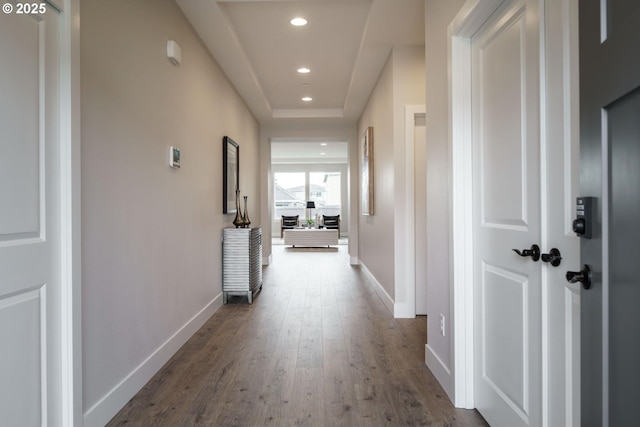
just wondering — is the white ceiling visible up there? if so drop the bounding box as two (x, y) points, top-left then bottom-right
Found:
(176, 0), (425, 127)
(271, 140), (348, 163)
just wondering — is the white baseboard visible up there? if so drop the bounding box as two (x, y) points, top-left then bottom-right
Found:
(83, 293), (224, 427)
(358, 261), (394, 315)
(426, 343), (453, 401)
(394, 302), (415, 319)
(262, 253), (272, 265)
(350, 256), (359, 265)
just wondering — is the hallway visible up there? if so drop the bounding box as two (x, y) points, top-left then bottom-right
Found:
(107, 246), (487, 426)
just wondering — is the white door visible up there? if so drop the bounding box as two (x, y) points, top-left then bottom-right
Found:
(0, 7), (64, 426)
(472, 0), (542, 426)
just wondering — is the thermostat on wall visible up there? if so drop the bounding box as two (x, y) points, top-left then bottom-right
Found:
(167, 40), (181, 66)
(169, 146), (181, 168)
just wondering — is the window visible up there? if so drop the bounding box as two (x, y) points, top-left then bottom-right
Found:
(273, 171), (342, 223)
(274, 172), (306, 220)
(310, 172), (341, 218)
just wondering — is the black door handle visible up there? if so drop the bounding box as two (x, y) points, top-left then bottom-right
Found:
(566, 265), (591, 289)
(512, 244), (540, 262)
(541, 248), (562, 266)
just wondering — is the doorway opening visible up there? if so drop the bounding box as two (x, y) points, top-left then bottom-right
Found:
(270, 140), (349, 248)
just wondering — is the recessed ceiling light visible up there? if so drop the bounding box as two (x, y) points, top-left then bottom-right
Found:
(297, 67), (311, 74)
(290, 17), (307, 26)
(321, 143), (327, 146)
(302, 97), (312, 102)
(320, 152), (326, 156)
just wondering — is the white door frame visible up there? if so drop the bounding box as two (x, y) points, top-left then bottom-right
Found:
(448, 0), (507, 408)
(408, 106), (427, 315)
(58, 0), (82, 424)
(395, 105), (426, 318)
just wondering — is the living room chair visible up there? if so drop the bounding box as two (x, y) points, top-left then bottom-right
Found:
(280, 215), (299, 238)
(322, 214), (340, 238)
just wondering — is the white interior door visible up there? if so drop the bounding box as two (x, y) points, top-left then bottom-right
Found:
(0, 7), (63, 426)
(472, 0), (542, 426)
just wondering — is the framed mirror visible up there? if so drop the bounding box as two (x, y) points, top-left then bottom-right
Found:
(223, 136), (239, 214)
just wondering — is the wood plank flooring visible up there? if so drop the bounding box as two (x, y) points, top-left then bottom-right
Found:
(107, 245), (488, 427)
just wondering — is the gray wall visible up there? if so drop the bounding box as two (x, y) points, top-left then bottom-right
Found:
(80, 0), (260, 423)
(357, 46), (425, 303)
(424, 0), (467, 399)
(357, 54), (396, 298)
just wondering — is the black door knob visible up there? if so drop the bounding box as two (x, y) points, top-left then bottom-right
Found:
(566, 265), (591, 289)
(512, 244), (540, 262)
(541, 248), (562, 266)
(572, 218), (586, 235)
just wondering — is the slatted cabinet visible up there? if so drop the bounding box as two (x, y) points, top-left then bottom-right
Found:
(222, 227), (262, 304)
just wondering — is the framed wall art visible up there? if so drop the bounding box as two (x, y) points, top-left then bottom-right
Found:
(223, 136), (239, 214)
(361, 127), (374, 215)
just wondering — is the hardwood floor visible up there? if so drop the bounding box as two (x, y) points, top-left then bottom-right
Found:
(107, 245), (488, 427)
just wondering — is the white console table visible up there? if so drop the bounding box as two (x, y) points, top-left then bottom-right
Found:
(222, 227), (262, 304)
(283, 228), (338, 247)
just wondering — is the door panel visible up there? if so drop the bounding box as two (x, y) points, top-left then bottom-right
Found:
(0, 8), (62, 426)
(0, 11), (40, 237)
(479, 16), (526, 227)
(606, 88), (640, 426)
(0, 289), (44, 427)
(472, 1), (541, 426)
(482, 264), (527, 414)
(607, 0), (640, 38)
(580, 1), (640, 426)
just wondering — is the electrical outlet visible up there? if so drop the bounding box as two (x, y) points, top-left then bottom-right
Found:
(440, 314), (445, 336)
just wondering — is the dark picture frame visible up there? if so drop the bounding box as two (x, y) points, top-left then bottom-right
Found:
(361, 127), (374, 215)
(223, 136), (239, 214)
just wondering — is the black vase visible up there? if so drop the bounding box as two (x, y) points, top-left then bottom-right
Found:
(233, 190), (244, 228)
(242, 196), (251, 228)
